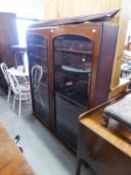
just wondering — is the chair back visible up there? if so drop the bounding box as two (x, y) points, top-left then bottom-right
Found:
(0, 63), (9, 84)
(7, 72), (19, 94)
(31, 65), (43, 90)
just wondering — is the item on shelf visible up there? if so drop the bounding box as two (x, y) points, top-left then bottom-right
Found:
(102, 93), (131, 143)
(61, 65), (91, 73)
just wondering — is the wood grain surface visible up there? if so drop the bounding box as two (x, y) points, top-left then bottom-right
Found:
(0, 123), (36, 175)
(77, 93), (131, 175)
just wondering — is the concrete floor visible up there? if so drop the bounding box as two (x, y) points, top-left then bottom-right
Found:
(0, 88), (94, 175)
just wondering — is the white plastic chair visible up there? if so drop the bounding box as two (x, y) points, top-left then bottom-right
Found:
(7, 71), (31, 117)
(0, 63), (11, 103)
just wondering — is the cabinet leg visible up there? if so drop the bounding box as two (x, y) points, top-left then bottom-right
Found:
(76, 159), (82, 175)
(76, 160), (90, 175)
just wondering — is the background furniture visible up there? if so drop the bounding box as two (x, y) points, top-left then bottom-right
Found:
(7, 72), (31, 117)
(7, 65), (29, 77)
(127, 35), (131, 51)
(0, 123), (36, 175)
(0, 63), (11, 103)
(76, 92), (131, 175)
(27, 15), (118, 150)
(11, 45), (27, 70)
(0, 12), (18, 93)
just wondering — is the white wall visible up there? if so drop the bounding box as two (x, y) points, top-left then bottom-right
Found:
(0, 0), (45, 46)
(0, 0), (45, 19)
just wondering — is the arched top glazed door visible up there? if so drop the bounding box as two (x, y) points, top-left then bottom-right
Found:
(53, 34), (94, 107)
(53, 33), (94, 148)
(27, 34), (50, 125)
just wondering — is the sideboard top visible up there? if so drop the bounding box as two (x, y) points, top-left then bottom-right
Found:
(29, 9), (120, 29)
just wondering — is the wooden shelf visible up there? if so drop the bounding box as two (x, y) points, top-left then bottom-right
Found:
(28, 44), (47, 49)
(55, 71), (89, 85)
(55, 91), (87, 109)
(40, 82), (48, 88)
(55, 48), (92, 55)
(30, 53), (47, 62)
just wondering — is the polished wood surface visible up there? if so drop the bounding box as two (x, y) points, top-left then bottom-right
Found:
(80, 105), (131, 157)
(0, 123), (36, 175)
(109, 78), (130, 99)
(77, 93), (131, 175)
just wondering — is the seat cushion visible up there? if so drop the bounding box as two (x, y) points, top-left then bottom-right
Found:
(16, 84), (30, 93)
(104, 93), (131, 128)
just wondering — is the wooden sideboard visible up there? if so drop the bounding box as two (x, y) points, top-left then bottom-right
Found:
(76, 93), (131, 175)
(0, 123), (36, 175)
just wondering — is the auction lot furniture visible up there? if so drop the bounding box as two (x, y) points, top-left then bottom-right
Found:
(0, 12), (18, 93)
(76, 92), (131, 175)
(11, 45), (27, 71)
(27, 10), (119, 150)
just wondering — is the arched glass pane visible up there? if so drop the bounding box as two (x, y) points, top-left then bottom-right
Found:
(27, 34), (49, 123)
(53, 34), (94, 147)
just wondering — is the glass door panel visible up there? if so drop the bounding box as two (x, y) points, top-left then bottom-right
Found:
(53, 34), (94, 147)
(27, 34), (49, 123)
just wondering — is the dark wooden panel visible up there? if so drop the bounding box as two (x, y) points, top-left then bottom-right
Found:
(0, 12), (18, 92)
(0, 12), (18, 67)
(93, 24), (118, 107)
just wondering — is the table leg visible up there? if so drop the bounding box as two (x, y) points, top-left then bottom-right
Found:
(14, 52), (17, 69)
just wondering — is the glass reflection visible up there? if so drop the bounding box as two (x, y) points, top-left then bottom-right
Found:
(54, 34), (93, 107)
(54, 34), (93, 147)
(27, 35), (49, 122)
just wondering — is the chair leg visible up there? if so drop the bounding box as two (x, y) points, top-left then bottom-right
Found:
(18, 94), (22, 117)
(76, 160), (82, 175)
(7, 87), (11, 103)
(24, 94), (28, 103)
(13, 95), (16, 111)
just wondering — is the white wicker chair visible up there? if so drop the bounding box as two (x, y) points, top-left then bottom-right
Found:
(7, 71), (31, 117)
(0, 63), (11, 103)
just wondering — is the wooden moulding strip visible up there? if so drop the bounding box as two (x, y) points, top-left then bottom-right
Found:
(109, 79), (130, 99)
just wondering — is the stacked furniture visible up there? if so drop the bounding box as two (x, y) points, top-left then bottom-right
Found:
(26, 10), (119, 150)
(0, 12), (18, 92)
